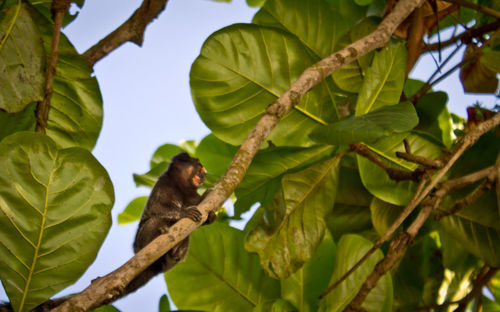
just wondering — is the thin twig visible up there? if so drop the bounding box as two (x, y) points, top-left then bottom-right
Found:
(411, 27), (500, 103)
(425, 20), (500, 51)
(396, 151), (444, 168)
(342, 112), (500, 310)
(82, 0), (169, 67)
(442, 0), (500, 19)
(35, 0), (71, 133)
(350, 143), (421, 181)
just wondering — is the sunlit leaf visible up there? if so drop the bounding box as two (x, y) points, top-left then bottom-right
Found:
(166, 223), (280, 310)
(118, 196), (147, 225)
(191, 23), (337, 147)
(0, 132), (113, 311)
(357, 132), (442, 205)
(0, 3), (44, 113)
(253, 0), (366, 58)
(310, 102), (418, 145)
(245, 156), (340, 279)
(31, 7), (103, 150)
(355, 43), (407, 116)
(281, 232), (336, 312)
(319, 234), (393, 312)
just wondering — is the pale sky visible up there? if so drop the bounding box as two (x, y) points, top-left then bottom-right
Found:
(0, 0), (497, 311)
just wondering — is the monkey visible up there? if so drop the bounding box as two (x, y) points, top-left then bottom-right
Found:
(123, 152), (216, 296)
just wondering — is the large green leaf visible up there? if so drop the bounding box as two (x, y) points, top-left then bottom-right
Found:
(319, 234), (393, 312)
(439, 215), (500, 267)
(234, 144), (335, 217)
(30, 7), (103, 150)
(392, 235), (443, 310)
(357, 132), (443, 205)
(0, 102), (36, 142)
(415, 92), (454, 148)
(355, 42), (407, 116)
(369, 197), (403, 238)
(281, 232), (336, 312)
(332, 17), (379, 93)
(245, 156), (340, 279)
(0, 132), (114, 312)
(0, 3), (44, 113)
(191, 23), (337, 147)
(165, 222), (280, 310)
(310, 102), (418, 145)
(327, 162), (376, 240)
(253, 0), (366, 58)
(437, 131), (500, 266)
(117, 196), (147, 225)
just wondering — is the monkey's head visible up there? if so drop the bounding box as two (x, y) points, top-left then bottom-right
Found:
(169, 152), (207, 190)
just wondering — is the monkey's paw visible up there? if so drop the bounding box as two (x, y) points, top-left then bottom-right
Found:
(184, 206), (202, 223)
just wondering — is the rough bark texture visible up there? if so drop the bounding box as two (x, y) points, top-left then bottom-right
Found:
(82, 0), (169, 67)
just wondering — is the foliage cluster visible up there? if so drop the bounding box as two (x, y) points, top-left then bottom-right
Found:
(0, 0), (500, 311)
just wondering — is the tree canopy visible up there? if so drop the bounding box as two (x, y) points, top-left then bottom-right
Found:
(1, 0), (500, 311)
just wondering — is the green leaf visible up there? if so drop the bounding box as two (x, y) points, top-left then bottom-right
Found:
(28, 0), (84, 27)
(439, 215), (500, 267)
(133, 162), (168, 188)
(254, 299), (297, 311)
(31, 7), (103, 150)
(132, 142), (197, 188)
(0, 132), (114, 312)
(118, 196), (147, 225)
(319, 234), (393, 312)
(332, 17), (379, 93)
(0, 102), (36, 142)
(281, 232), (336, 312)
(253, 0), (366, 58)
(357, 132), (443, 205)
(196, 134), (238, 178)
(327, 163), (376, 240)
(310, 102), (418, 145)
(481, 50), (500, 72)
(392, 235), (443, 310)
(415, 92), (454, 148)
(158, 294), (171, 312)
(437, 132), (500, 266)
(90, 305), (121, 312)
(0, 3), (44, 113)
(191, 23), (337, 147)
(235, 145), (335, 217)
(369, 197), (403, 238)
(355, 43), (407, 116)
(245, 156), (340, 279)
(165, 223), (280, 310)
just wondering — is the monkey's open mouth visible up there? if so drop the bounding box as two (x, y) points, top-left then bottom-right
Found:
(192, 175), (204, 186)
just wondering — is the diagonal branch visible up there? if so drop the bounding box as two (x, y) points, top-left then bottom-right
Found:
(81, 0), (169, 68)
(343, 112), (500, 311)
(50, 0), (426, 310)
(442, 0), (500, 19)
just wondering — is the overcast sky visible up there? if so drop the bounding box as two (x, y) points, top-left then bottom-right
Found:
(0, 0), (498, 311)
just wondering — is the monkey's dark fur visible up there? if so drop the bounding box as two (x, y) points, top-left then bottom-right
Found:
(123, 152), (216, 296)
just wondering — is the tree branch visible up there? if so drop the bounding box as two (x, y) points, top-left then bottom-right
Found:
(351, 143), (421, 181)
(35, 0), (71, 133)
(49, 0), (428, 310)
(81, 0), (169, 68)
(424, 20), (500, 51)
(442, 0), (500, 19)
(343, 112), (500, 311)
